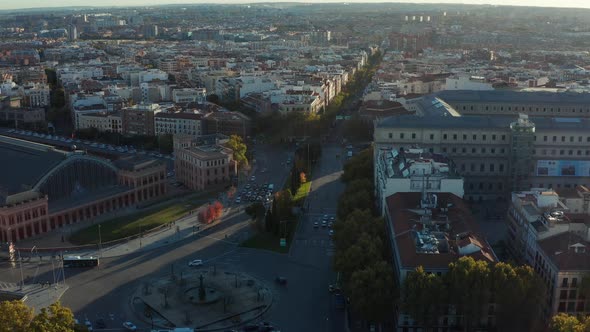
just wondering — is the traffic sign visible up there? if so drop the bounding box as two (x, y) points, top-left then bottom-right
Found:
(280, 238), (287, 247)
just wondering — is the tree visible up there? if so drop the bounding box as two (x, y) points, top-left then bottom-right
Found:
(213, 201), (223, 219)
(341, 146), (374, 183)
(334, 232), (383, 279)
(550, 313), (590, 332)
(336, 186), (373, 221)
(346, 260), (397, 323)
(0, 300), (34, 332)
(29, 302), (76, 332)
(299, 172), (307, 185)
(403, 266), (446, 330)
(227, 135), (248, 167)
(206, 94), (220, 104)
(492, 263), (545, 332)
(0, 301), (80, 332)
(446, 257), (491, 331)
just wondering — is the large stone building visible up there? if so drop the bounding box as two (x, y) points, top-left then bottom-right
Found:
(507, 187), (590, 318)
(374, 113), (590, 201)
(154, 110), (203, 137)
(203, 111), (251, 139)
(173, 135), (237, 191)
(0, 136), (167, 243)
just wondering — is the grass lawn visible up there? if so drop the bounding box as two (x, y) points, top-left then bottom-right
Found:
(293, 181), (312, 206)
(69, 199), (203, 245)
(241, 218), (298, 254)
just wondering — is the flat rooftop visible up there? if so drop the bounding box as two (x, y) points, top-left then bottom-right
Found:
(436, 89), (590, 105)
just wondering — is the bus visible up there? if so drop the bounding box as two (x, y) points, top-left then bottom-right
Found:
(63, 255), (99, 268)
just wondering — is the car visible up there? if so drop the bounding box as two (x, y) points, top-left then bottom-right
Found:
(84, 319), (93, 331)
(329, 230), (334, 236)
(328, 222), (333, 228)
(95, 318), (106, 328)
(313, 221), (319, 228)
(322, 214), (329, 222)
(321, 220), (327, 227)
(250, 175), (256, 181)
(275, 277), (287, 285)
(122, 321), (137, 331)
(235, 197), (241, 204)
(188, 259), (203, 267)
(329, 216), (335, 222)
(328, 284), (341, 293)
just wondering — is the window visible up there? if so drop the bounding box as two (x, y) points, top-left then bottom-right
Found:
(453, 134), (457, 140)
(470, 164), (475, 172)
(567, 302), (575, 312)
(430, 134), (434, 140)
(560, 150), (565, 156)
(400, 133), (405, 139)
(492, 134), (496, 140)
(501, 135), (506, 141)
(461, 164), (466, 171)
(412, 133), (416, 139)
(579, 136), (583, 142)
(481, 148), (486, 153)
(479, 182), (484, 189)
(442, 147), (447, 153)
(473, 134), (477, 140)
(562, 136), (566, 142)
(472, 148), (476, 153)
(452, 148), (457, 153)
(491, 148), (495, 154)
(558, 302), (566, 312)
(480, 164), (485, 172)
(463, 134), (467, 140)
(560, 290), (568, 300)
(553, 136), (557, 142)
(572, 278), (578, 288)
(482, 134), (487, 140)
(499, 164), (504, 172)
(569, 290), (577, 299)
(490, 164), (495, 172)
(443, 134), (447, 139)
(462, 148), (466, 153)
(563, 278), (569, 287)
(544, 136), (548, 142)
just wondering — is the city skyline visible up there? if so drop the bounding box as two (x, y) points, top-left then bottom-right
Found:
(2, 0), (590, 11)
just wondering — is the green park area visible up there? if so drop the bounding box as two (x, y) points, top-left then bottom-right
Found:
(69, 198), (203, 245)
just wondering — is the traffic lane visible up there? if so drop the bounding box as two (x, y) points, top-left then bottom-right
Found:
(212, 248), (333, 332)
(61, 233), (238, 320)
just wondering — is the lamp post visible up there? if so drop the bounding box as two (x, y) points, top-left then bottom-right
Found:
(98, 224), (102, 258)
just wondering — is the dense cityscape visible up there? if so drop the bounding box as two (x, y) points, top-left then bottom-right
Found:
(1, 1), (590, 332)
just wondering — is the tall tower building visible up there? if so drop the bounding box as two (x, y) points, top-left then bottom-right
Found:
(68, 24), (78, 41)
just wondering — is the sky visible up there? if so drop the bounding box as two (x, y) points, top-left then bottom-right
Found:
(1, 0), (590, 11)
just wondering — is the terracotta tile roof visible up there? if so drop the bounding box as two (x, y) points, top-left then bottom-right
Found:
(385, 192), (496, 270)
(538, 232), (590, 270)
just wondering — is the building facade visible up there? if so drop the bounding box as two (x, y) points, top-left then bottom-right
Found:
(506, 187), (590, 318)
(154, 111), (203, 137)
(173, 135), (237, 191)
(0, 136), (167, 243)
(374, 114), (590, 201)
(77, 112), (123, 133)
(121, 103), (161, 136)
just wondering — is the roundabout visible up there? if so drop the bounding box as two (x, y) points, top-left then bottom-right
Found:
(131, 267), (273, 331)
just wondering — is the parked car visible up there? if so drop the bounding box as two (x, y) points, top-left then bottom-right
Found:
(329, 230), (334, 237)
(188, 259), (203, 267)
(313, 221), (319, 228)
(122, 321), (137, 331)
(95, 318), (106, 328)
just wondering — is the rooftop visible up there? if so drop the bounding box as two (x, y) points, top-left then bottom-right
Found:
(377, 147), (456, 179)
(436, 89), (590, 105)
(0, 135), (66, 205)
(538, 232), (590, 271)
(386, 192), (496, 270)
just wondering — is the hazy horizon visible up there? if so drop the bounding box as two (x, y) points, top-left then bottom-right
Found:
(2, 0), (590, 11)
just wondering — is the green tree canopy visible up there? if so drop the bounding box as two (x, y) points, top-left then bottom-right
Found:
(403, 266), (446, 329)
(0, 301), (80, 332)
(550, 313), (590, 332)
(341, 146), (374, 183)
(346, 260), (397, 322)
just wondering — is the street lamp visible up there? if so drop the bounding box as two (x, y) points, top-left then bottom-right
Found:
(98, 224), (102, 258)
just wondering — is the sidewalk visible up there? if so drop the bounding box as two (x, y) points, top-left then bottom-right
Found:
(0, 282), (69, 312)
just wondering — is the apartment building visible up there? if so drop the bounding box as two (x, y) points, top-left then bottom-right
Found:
(154, 110), (203, 137)
(385, 191), (496, 330)
(121, 103), (161, 136)
(507, 188), (590, 318)
(374, 113), (590, 201)
(375, 147), (464, 215)
(77, 111), (123, 133)
(172, 88), (206, 104)
(203, 111), (251, 139)
(173, 135), (237, 191)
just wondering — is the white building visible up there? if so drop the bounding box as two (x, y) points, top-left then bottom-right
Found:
(21, 83), (50, 107)
(445, 76), (494, 91)
(138, 69), (168, 85)
(172, 88), (206, 104)
(374, 147), (464, 215)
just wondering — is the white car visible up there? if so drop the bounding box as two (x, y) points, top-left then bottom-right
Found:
(188, 259), (203, 267)
(122, 321), (137, 331)
(235, 197), (241, 204)
(84, 319), (93, 331)
(250, 175), (256, 181)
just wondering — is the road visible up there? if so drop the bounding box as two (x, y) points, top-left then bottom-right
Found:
(0, 141), (347, 332)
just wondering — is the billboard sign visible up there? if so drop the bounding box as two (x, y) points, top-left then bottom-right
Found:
(536, 160), (590, 177)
